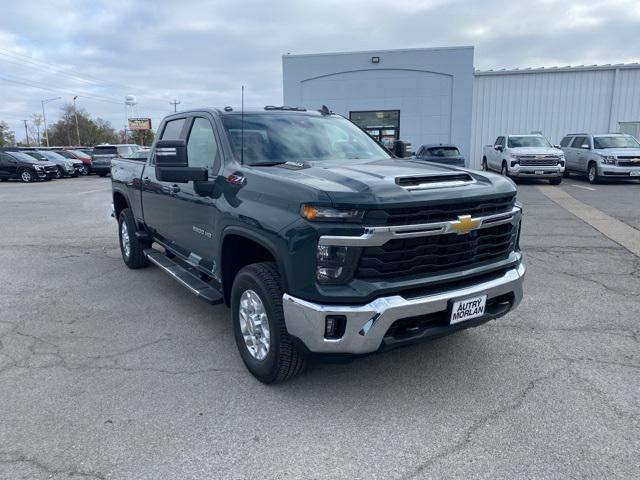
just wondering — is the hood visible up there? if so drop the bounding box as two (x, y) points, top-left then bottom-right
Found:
(248, 158), (516, 208)
(509, 147), (563, 155)
(594, 148), (640, 157)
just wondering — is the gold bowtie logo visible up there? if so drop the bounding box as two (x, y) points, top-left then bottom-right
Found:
(449, 215), (481, 235)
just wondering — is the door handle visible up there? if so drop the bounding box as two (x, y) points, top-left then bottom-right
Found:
(142, 177), (151, 185)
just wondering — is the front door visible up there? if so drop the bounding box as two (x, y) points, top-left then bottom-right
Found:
(0, 153), (13, 178)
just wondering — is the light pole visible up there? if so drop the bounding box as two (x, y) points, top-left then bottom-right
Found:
(73, 96), (81, 146)
(41, 97), (61, 147)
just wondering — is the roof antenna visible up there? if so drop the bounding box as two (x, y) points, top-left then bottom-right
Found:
(240, 85), (245, 165)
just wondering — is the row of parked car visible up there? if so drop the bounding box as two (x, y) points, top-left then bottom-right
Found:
(481, 132), (640, 185)
(0, 144), (148, 183)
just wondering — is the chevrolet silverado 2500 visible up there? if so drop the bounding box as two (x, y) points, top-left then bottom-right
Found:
(482, 134), (565, 184)
(111, 107), (525, 383)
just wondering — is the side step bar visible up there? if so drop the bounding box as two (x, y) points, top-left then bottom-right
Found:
(144, 249), (224, 305)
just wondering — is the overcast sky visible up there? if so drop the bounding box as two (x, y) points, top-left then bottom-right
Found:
(2, 0), (639, 141)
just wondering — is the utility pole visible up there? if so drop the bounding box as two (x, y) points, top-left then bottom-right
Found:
(41, 96), (61, 147)
(23, 120), (30, 146)
(32, 114), (42, 146)
(73, 96), (81, 146)
(170, 99), (181, 112)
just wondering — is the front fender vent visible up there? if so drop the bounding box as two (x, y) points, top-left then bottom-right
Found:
(395, 173), (474, 190)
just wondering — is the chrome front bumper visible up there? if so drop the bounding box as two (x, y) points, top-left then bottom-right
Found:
(282, 262), (525, 355)
(600, 164), (640, 177)
(510, 164), (564, 178)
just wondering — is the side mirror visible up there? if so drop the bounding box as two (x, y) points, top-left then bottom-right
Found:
(495, 145), (504, 152)
(154, 139), (207, 183)
(553, 144), (561, 149)
(581, 144), (590, 150)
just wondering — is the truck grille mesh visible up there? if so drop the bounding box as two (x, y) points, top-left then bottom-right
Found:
(356, 223), (516, 279)
(363, 195), (515, 226)
(518, 157), (560, 166)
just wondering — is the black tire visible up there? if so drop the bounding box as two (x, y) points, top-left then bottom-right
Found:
(19, 169), (35, 183)
(55, 167), (64, 179)
(98, 172), (108, 177)
(81, 165), (90, 176)
(563, 169), (571, 178)
(588, 162), (599, 184)
(501, 161), (509, 177)
(117, 208), (149, 269)
(231, 262), (306, 384)
(549, 177), (562, 185)
(0, 178), (8, 182)
(481, 157), (488, 171)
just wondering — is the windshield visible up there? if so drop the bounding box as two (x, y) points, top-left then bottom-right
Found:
(221, 114), (391, 165)
(593, 135), (640, 149)
(22, 151), (48, 161)
(9, 152), (39, 163)
(507, 136), (551, 148)
(38, 150), (67, 161)
(93, 146), (118, 155)
(56, 150), (74, 158)
(70, 150), (91, 159)
(427, 147), (460, 157)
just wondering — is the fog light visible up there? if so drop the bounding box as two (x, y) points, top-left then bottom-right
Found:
(317, 266), (344, 282)
(325, 315), (346, 339)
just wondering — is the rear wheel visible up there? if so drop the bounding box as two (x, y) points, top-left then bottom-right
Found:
(118, 208), (149, 269)
(98, 172), (108, 177)
(231, 262), (306, 384)
(20, 169), (34, 183)
(55, 167), (64, 179)
(588, 162), (599, 184)
(81, 165), (90, 176)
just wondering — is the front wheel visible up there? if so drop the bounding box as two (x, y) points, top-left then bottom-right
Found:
(481, 158), (488, 171)
(118, 208), (149, 269)
(501, 162), (509, 177)
(588, 163), (599, 184)
(231, 262), (306, 384)
(20, 169), (34, 183)
(549, 177), (562, 185)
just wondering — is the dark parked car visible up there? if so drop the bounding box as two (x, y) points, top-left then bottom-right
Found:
(92, 144), (141, 177)
(25, 150), (84, 178)
(414, 144), (466, 167)
(111, 107), (525, 383)
(0, 149), (58, 182)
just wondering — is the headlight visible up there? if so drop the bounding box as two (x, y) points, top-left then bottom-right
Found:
(600, 155), (616, 165)
(301, 205), (364, 222)
(34, 165), (43, 170)
(316, 244), (359, 284)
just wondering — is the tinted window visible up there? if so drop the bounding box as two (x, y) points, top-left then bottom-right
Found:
(560, 136), (572, 147)
(571, 136), (589, 149)
(221, 114), (391, 165)
(427, 147), (460, 157)
(93, 146), (117, 155)
(508, 136), (551, 148)
(161, 118), (186, 140)
(593, 135), (640, 149)
(56, 150), (74, 158)
(494, 137), (504, 147)
(187, 118), (218, 171)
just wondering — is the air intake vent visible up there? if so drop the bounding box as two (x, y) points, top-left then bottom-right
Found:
(395, 173), (474, 190)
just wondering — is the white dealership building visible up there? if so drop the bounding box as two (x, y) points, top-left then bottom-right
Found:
(282, 47), (640, 168)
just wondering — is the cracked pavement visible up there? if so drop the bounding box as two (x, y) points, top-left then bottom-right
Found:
(0, 176), (638, 479)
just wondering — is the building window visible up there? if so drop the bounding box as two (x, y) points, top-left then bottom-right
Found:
(349, 110), (400, 148)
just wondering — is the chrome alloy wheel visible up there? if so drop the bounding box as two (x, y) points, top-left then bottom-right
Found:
(588, 165), (597, 183)
(21, 170), (32, 182)
(120, 221), (131, 259)
(239, 289), (271, 361)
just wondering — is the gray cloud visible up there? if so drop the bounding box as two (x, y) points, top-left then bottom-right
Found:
(1, 0), (639, 139)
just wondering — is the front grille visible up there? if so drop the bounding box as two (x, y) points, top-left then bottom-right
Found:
(363, 195), (515, 226)
(617, 160), (640, 167)
(356, 223), (516, 279)
(518, 156), (559, 166)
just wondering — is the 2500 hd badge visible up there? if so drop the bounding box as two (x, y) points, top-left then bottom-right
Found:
(111, 106), (525, 383)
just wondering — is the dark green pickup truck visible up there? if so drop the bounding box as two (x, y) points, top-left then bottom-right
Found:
(111, 107), (525, 383)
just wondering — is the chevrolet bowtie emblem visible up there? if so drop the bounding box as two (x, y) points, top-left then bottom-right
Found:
(449, 215), (481, 235)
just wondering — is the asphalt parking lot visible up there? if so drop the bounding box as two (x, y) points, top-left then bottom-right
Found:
(0, 176), (638, 479)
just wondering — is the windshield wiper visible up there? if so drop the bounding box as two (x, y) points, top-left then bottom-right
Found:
(247, 161), (288, 167)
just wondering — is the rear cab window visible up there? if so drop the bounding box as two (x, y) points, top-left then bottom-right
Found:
(427, 146), (460, 157)
(93, 146), (118, 156)
(560, 136), (573, 147)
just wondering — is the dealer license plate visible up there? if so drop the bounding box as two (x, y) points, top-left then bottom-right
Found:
(450, 295), (487, 325)
(630, 171), (640, 177)
(535, 170), (545, 175)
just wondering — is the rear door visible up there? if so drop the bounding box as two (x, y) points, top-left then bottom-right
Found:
(0, 153), (16, 178)
(490, 137), (504, 170)
(571, 136), (590, 172)
(560, 136), (574, 169)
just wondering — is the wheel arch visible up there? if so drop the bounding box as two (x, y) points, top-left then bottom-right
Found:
(220, 227), (288, 306)
(113, 190), (130, 219)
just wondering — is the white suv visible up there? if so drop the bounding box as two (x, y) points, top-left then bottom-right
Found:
(560, 133), (640, 184)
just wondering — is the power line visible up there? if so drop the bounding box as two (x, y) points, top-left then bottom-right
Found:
(170, 99), (181, 112)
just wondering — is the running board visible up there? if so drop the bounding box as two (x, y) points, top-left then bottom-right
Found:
(144, 249), (223, 304)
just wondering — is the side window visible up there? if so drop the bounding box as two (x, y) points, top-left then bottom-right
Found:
(161, 118), (186, 140)
(495, 136), (505, 147)
(560, 136), (572, 147)
(187, 117), (220, 173)
(0, 153), (11, 164)
(571, 136), (589, 149)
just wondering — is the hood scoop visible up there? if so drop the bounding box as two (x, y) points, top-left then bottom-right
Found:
(395, 173), (475, 191)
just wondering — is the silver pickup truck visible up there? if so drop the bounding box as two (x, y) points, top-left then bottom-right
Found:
(560, 133), (640, 184)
